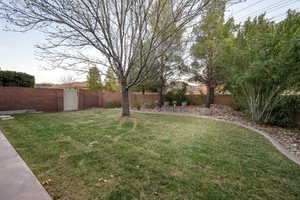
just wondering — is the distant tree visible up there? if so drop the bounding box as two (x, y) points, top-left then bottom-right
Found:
(0, 71), (35, 87)
(157, 54), (186, 106)
(87, 67), (103, 90)
(130, 77), (160, 94)
(104, 69), (120, 92)
(150, 0), (187, 106)
(190, 0), (234, 108)
(0, 0), (210, 117)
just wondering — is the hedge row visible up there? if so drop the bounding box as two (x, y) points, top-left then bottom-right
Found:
(0, 70), (35, 87)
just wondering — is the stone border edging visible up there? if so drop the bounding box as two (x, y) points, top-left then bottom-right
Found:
(132, 110), (300, 166)
(0, 130), (52, 200)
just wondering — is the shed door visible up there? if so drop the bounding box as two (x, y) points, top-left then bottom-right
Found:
(64, 89), (78, 111)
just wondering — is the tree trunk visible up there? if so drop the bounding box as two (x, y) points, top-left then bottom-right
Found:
(206, 84), (215, 108)
(159, 85), (164, 107)
(159, 76), (165, 107)
(121, 86), (130, 117)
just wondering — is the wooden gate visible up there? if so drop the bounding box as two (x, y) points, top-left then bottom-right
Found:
(63, 89), (78, 111)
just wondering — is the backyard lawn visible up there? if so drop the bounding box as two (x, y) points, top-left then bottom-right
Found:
(0, 109), (300, 200)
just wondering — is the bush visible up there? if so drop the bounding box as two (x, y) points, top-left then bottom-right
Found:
(165, 88), (187, 106)
(217, 13), (300, 125)
(103, 101), (121, 108)
(133, 101), (144, 110)
(268, 96), (300, 127)
(0, 70), (35, 87)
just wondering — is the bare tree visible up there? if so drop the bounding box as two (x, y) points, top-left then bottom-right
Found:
(0, 0), (210, 116)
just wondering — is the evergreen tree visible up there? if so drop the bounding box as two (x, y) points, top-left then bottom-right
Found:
(87, 67), (103, 89)
(104, 69), (121, 92)
(190, 0), (234, 107)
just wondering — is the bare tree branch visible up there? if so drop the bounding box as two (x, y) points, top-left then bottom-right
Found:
(0, 0), (210, 116)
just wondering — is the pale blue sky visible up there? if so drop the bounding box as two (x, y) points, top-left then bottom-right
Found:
(0, 0), (299, 83)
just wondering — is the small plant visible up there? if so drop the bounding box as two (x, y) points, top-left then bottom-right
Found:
(133, 101), (144, 110)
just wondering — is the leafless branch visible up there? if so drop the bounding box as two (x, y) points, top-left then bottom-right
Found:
(0, 0), (211, 115)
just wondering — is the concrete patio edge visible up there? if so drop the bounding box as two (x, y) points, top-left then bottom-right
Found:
(0, 130), (52, 200)
(132, 110), (300, 166)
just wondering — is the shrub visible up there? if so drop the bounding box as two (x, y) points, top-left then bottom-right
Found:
(165, 88), (187, 105)
(218, 13), (300, 125)
(103, 101), (121, 108)
(268, 96), (300, 127)
(133, 101), (144, 110)
(0, 70), (35, 87)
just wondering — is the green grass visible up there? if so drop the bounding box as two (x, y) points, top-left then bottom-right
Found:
(0, 109), (300, 200)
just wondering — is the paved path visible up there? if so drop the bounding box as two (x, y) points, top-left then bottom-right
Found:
(133, 110), (300, 166)
(0, 131), (52, 200)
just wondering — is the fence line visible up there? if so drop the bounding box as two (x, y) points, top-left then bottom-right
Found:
(0, 86), (299, 123)
(0, 87), (160, 112)
(0, 87), (234, 112)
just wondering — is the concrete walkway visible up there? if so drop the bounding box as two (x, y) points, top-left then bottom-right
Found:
(0, 131), (52, 200)
(133, 110), (300, 166)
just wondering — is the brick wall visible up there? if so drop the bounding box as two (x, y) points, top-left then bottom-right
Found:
(186, 95), (204, 105)
(130, 93), (160, 106)
(0, 87), (231, 112)
(0, 87), (63, 112)
(0, 87), (160, 112)
(102, 91), (122, 106)
(1, 86), (298, 124)
(100, 92), (160, 107)
(78, 89), (102, 109)
(214, 95), (233, 106)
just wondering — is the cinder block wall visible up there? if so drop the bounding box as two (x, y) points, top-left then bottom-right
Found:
(102, 91), (123, 106)
(214, 95), (233, 106)
(0, 87), (160, 112)
(101, 92), (160, 107)
(129, 92), (160, 106)
(0, 87), (233, 112)
(0, 87), (63, 112)
(78, 89), (102, 109)
(1, 86), (298, 124)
